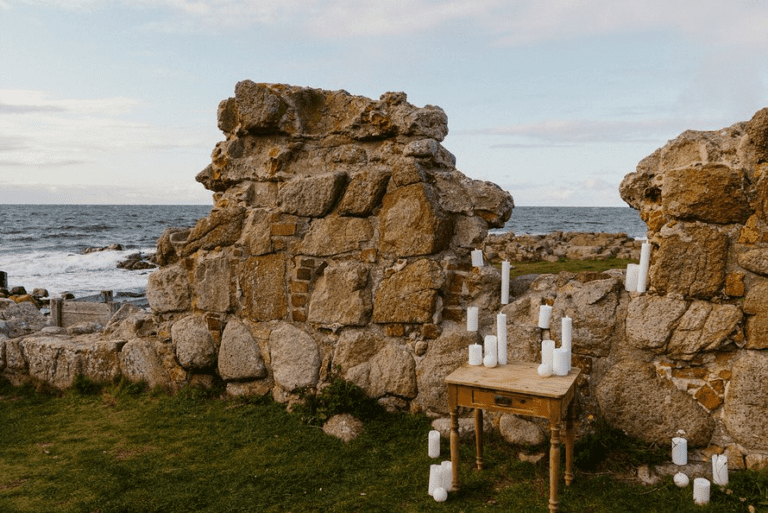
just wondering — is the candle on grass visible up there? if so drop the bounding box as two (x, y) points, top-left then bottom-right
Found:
(468, 344), (483, 366)
(538, 304), (552, 329)
(501, 261), (510, 304)
(428, 430), (440, 458)
(712, 454), (728, 486)
(467, 307), (478, 332)
(428, 464), (442, 496)
(441, 460), (453, 491)
(674, 472), (689, 487)
(496, 313), (507, 365)
(693, 478), (710, 505)
(672, 436), (687, 465)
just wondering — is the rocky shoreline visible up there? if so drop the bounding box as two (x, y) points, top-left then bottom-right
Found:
(484, 230), (643, 263)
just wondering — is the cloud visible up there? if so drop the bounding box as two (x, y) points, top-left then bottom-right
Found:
(0, 181), (210, 204)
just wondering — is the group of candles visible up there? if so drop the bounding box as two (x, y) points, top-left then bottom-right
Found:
(470, 249), (510, 304)
(427, 430), (451, 502)
(536, 305), (572, 377)
(624, 242), (651, 293)
(467, 309), (507, 367)
(671, 434), (729, 505)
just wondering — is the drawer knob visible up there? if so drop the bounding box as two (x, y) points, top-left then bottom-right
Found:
(495, 395), (512, 406)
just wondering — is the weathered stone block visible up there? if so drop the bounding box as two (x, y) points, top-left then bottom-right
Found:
(307, 263), (371, 327)
(300, 216), (373, 256)
(146, 266), (192, 313)
(743, 281), (768, 349)
(662, 164), (750, 224)
(217, 318), (267, 381)
(373, 259), (443, 324)
(172, 315), (216, 370)
(269, 323), (320, 391)
(233, 80), (289, 133)
(738, 249), (768, 276)
(239, 208), (272, 256)
(379, 183), (451, 257)
(182, 206), (246, 257)
(337, 168), (391, 216)
(277, 172), (346, 217)
(723, 351), (768, 450)
(120, 338), (170, 389)
(595, 359), (714, 446)
(238, 254), (287, 321)
(625, 295), (688, 352)
(193, 252), (232, 313)
(651, 222), (729, 299)
(667, 301), (742, 359)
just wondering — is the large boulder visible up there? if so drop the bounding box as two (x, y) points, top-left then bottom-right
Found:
(723, 351), (768, 450)
(217, 318), (267, 381)
(172, 315), (216, 370)
(372, 259), (444, 324)
(268, 323), (320, 391)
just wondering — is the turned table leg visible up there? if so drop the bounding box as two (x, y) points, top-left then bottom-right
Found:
(474, 408), (484, 470)
(549, 422), (561, 513)
(565, 403), (575, 486)
(450, 407), (460, 492)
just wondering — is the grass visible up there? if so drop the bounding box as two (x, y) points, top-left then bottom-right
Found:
(3, 377), (768, 512)
(506, 257), (638, 280)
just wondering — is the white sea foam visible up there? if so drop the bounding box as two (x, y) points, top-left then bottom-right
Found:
(2, 248), (155, 298)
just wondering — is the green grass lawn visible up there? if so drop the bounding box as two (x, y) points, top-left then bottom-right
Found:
(2, 377), (768, 512)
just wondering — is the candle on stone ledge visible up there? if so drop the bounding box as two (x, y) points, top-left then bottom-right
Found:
(538, 304), (552, 329)
(693, 478), (710, 505)
(672, 436), (688, 465)
(468, 344), (483, 366)
(428, 430), (440, 458)
(501, 261), (510, 304)
(467, 307), (478, 332)
(497, 313), (507, 365)
(471, 249), (484, 267)
(637, 242), (651, 293)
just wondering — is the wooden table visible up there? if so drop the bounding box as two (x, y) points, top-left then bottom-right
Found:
(444, 362), (580, 512)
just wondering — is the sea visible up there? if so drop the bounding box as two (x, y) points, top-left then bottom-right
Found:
(0, 205), (647, 299)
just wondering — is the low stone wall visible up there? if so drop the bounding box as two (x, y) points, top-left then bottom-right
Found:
(483, 231), (642, 263)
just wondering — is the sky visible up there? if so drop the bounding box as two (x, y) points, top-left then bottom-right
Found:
(1, 1), (768, 206)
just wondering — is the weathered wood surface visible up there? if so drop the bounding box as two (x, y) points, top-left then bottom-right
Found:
(50, 298), (120, 328)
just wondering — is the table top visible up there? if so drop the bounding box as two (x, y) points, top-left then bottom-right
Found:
(445, 362), (580, 399)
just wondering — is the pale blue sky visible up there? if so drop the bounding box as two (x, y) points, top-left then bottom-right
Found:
(2, 0), (767, 206)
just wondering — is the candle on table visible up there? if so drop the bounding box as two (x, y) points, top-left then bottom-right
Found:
(428, 430), (440, 458)
(561, 316), (572, 351)
(553, 347), (569, 376)
(672, 436), (687, 465)
(467, 307), (478, 332)
(501, 261), (510, 304)
(712, 454), (728, 486)
(537, 363), (553, 377)
(538, 304), (552, 329)
(637, 242), (651, 293)
(625, 263), (639, 292)
(693, 478), (710, 505)
(496, 313), (507, 365)
(471, 249), (484, 267)
(541, 339), (555, 367)
(483, 353), (498, 368)
(483, 335), (498, 367)
(468, 344), (483, 366)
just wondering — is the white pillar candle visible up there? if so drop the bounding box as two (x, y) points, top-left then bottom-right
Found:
(496, 313), (507, 365)
(428, 430), (440, 458)
(541, 339), (555, 367)
(672, 436), (687, 465)
(471, 249), (484, 267)
(468, 344), (483, 366)
(467, 307), (478, 332)
(428, 464), (442, 496)
(538, 304), (552, 329)
(712, 454), (729, 486)
(440, 460), (453, 491)
(561, 316), (572, 351)
(637, 242), (651, 293)
(625, 263), (639, 292)
(674, 472), (689, 487)
(501, 261), (510, 304)
(484, 335), (497, 361)
(693, 478), (710, 505)
(553, 347), (569, 376)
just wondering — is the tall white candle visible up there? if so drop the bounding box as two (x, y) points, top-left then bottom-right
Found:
(553, 347), (569, 376)
(428, 464), (442, 496)
(501, 261), (510, 304)
(541, 339), (555, 367)
(637, 242), (651, 293)
(538, 305), (552, 329)
(672, 436), (687, 465)
(440, 460), (453, 492)
(428, 430), (440, 458)
(468, 344), (483, 366)
(471, 249), (484, 267)
(693, 478), (710, 505)
(496, 313), (507, 365)
(467, 306), (478, 332)
(712, 454), (728, 486)
(625, 263), (639, 292)
(561, 316), (572, 351)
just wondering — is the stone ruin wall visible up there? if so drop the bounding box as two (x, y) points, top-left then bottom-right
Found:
(4, 81), (768, 469)
(143, 81), (513, 410)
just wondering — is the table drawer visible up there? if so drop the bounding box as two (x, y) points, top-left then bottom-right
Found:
(464, 388), (545, 415)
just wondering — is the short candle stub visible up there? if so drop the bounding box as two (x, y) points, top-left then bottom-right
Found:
(674, 472), (689, 488)
(433, 487), (448, 502)
(538, 363), (553, 377)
